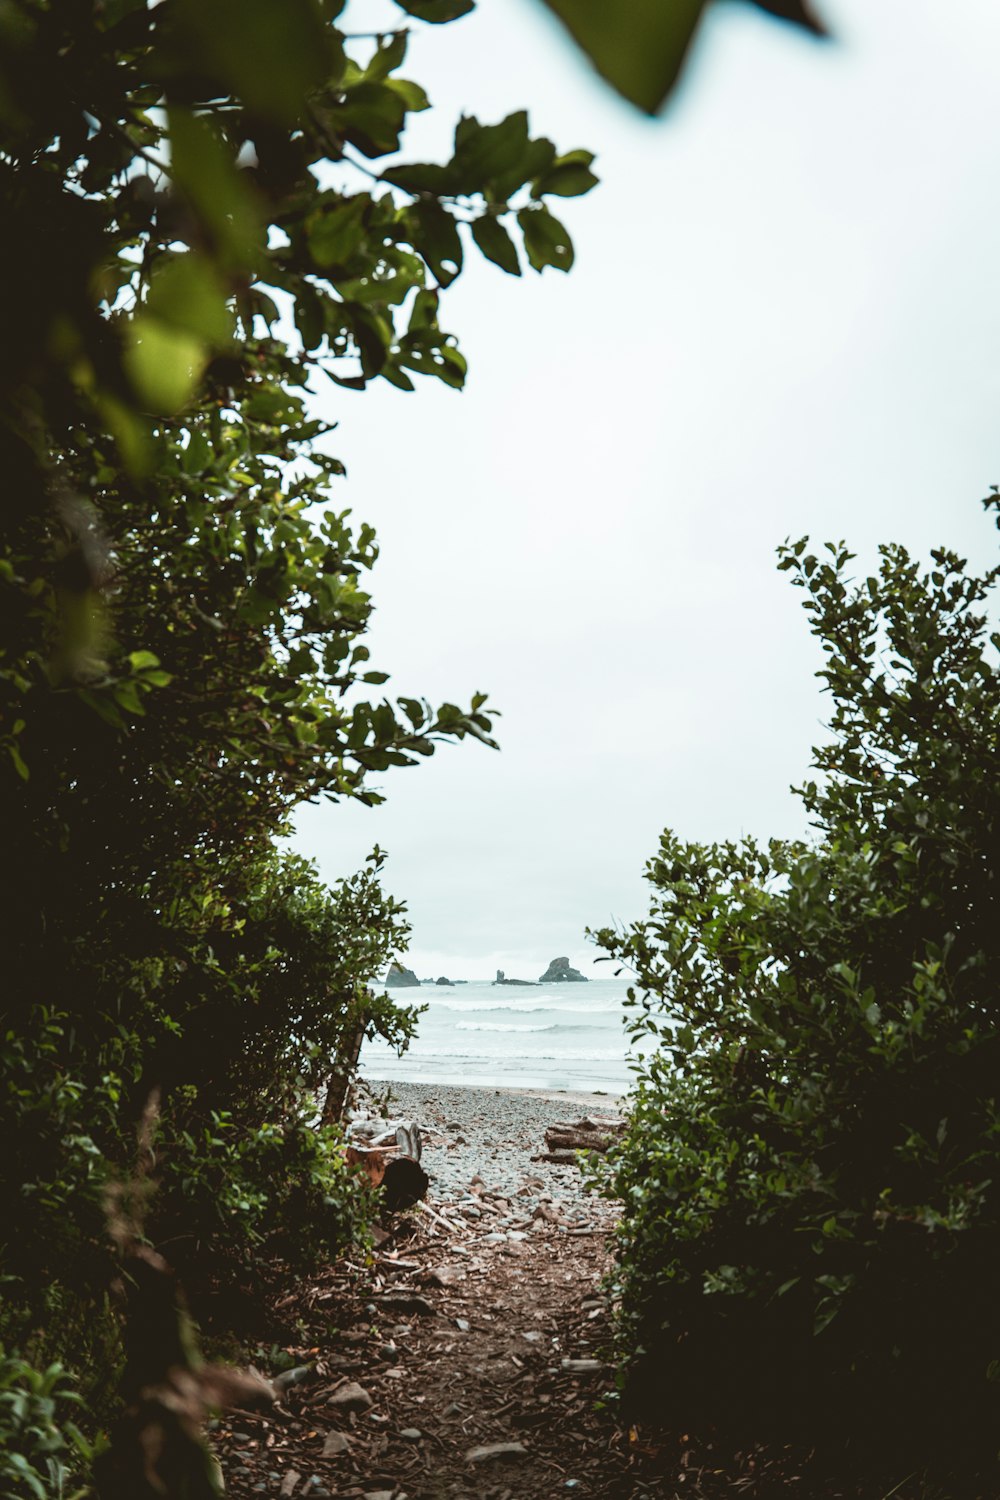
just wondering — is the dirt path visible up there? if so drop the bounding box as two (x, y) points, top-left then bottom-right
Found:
(210, 1084), (783, 1499)
(215, 1216), (644, 1499)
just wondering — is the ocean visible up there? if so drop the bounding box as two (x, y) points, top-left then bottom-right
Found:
(360, 976), (640, 1095)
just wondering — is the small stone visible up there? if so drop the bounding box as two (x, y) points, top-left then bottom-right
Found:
(521, 1331), (542, 1343)
(454, 1317), (470, 1332)
(327, 1382), (373, 1413)
(378, 1292), (436, 1317)
(507, 1230), (528, 1242)
(424, 1265), (463, 1287)
(466, 1441), (528, 1465)
(443, 1401), (463, 1417)
(322, 1431), (350, 1457)
(399, 1427), (422, 1440)
(272, 1363), (315, 1394)
(280, 1472), (301, 1497)
(560, 1358), (603, 1374)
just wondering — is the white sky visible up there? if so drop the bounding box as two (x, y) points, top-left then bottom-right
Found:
(293, 0), (1000, 981)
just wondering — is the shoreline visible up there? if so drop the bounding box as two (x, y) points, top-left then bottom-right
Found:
(362, 1075), (623, 1111)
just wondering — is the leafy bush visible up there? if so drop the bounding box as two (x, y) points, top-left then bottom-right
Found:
(0, 1352), (96, 1500)
(596, 503), (1000, 1458)
(150, 1111), (375, 1281)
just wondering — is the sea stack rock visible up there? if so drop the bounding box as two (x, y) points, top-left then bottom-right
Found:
(539, 955), (588, 983)
(386, 962), (420, 988)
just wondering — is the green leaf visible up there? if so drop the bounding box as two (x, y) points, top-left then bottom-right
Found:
(294, 283), (326, 350)
(411, 201), (463, 286)
(533, 149), (600, 198)
(392, 0), (475, 22)
(451, 111), (541, 196)
(124, 315), (206, 413)
(362, 30), (408, 82)
(307, 196), (368, 268)
(383, 159), (455, 195)
(8, 743), (29, 781)
(408, 288), (439, 331)
(750, 0), (828, 36)
(471, 215), (520, 275)
(171, 0), (341, 125)
(386, 76), (431, 113)
(146, 254), (232, 343)
(516, 206), (574, 272)
(168, 109), (262, 271)
(128, 651), (161, 672)
(330, 82), (407, 158)
(537, 0), (707, 114)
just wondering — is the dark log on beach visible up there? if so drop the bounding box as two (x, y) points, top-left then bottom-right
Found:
(531, 1149), (580, 1165)
(345, 1144), (429, 1210)
(381, 1154), (430, 1211)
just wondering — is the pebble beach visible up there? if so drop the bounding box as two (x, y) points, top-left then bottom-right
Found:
(356, 1078), (623, 1226)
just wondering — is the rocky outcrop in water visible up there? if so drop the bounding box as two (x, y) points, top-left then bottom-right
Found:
(386, 962), (420, 988)
(538, 956), (588, 983)
(493, 969), (536, 987)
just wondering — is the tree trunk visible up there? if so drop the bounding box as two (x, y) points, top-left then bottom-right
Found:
(322, 1020), (367, 1124)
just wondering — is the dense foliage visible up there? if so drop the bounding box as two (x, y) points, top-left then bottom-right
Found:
(0, 0), (593, 1484)
(596, 504), (1000, 1460)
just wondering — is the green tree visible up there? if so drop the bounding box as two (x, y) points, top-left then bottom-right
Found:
(0, 2), (595, 1484)
(596, 500), (1000, 1464)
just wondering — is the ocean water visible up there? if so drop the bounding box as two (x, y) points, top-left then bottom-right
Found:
(360, 976), (640, 1094)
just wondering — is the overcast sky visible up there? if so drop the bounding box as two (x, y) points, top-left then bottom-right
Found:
(292, 0), (1000, 981)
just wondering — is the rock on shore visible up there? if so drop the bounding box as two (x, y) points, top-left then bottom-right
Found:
(385, 962), (420, 988)
(538, 955), (588, 983)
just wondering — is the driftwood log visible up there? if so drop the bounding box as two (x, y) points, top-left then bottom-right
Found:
(543, 1116), (625, 1155)
(346, 1122), (428, 1212)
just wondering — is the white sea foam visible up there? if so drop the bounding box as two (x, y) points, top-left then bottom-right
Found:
(362, 975), (638, 1092)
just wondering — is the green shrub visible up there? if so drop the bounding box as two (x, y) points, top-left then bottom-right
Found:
(596, 504), (1000, 1459)
(150, 1109), (374, 1281)
(0, 1352), (97, 1500)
